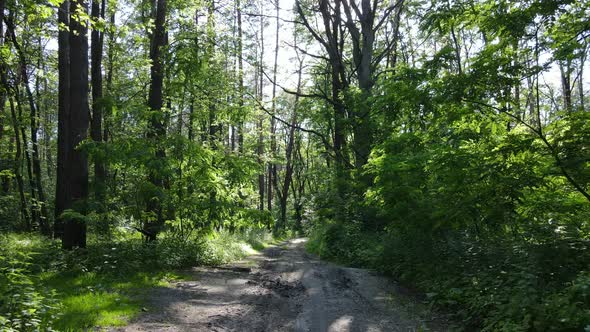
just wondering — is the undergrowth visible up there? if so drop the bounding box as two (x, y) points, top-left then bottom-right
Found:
(306, 222), (590, 331)
(0, 228), (272, 331)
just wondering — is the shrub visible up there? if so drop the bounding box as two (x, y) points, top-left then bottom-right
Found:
(0, 250), (60, 331)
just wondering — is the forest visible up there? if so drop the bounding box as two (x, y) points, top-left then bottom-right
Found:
(0, 0), (589, 330)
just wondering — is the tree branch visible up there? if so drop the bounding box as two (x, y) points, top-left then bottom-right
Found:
(295, 0), (330, 50)
(463, 98), (590, 203)
(247, 91), (336, 159)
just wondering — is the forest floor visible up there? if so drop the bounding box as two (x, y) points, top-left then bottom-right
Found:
(113, 239), (449, 332)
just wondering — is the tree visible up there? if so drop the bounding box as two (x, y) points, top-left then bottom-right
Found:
(143, 0), (167, 241)
(54, 0), (91, 249)
(91, 0), (106, 204)
(55, 0), (70, 239)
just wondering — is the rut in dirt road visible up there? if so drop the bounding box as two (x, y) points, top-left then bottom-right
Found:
(117, 239), (445, 332)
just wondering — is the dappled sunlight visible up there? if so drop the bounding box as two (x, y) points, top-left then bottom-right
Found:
(328, 315), (354, 331)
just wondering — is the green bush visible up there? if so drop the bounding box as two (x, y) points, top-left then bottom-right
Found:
(307, 111), (590, 330)
(0, 247), (60, 331)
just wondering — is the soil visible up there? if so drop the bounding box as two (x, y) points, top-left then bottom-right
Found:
(113, 239), (449, 332)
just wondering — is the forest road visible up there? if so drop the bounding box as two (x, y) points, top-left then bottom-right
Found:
(116, 238), (446, 332)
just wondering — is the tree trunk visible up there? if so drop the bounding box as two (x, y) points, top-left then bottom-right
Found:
(236, 0), (244, 153)
(9, 98), (30, 230)
(579, 50), (585, 112)
(188, 100), (195, 141)
(62, 0), (90, 249)
(560, 60), (572, 112)
(14, 89), (39, 230)
(387, 0), (404, 72)
(277, 54), (303, 230)
(257, 0), (265, 211)
(5, 16), (50, 234)
(91, 0), (106, 204)
(144, 0), (167, 241)
(0, 0), (8, 194)
(55, 0), (70, 239)
(267, 0), (280, 212)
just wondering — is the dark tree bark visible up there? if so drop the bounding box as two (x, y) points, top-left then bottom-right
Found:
(144, 0), (167, 241)
(188, 100), (195, 141)
(277, 54), (303, 230)
(91, 0), (106, 203)
(206, 0), (218, 145)
(0, 0), (8, 194)
(386, 0), (404, 71)
(291, 132), (308, 230)
(41, 55), (52, 181)
(267, 0), (280, 212)
(55, 0), (70, 239)
(203, 0), (220, 225)
(295, 0), (350, 192)
(4, 10), (38, 228)
(295, 0), (401, 215)
(62, 0), (90, 249)
(237, 0), (244, 153)
(4, 20), (50, 235)
(257, 0), (265, 211)
(341, 0), (399, 171)
(8, 98), (30, 229)
(14, 89), (39, 231)
(579, 49), (585, 112)
(103, 7), (115, 193)
(560, 60), (572, 111)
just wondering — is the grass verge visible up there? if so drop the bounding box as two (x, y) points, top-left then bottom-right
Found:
(0, 229), (273, 331)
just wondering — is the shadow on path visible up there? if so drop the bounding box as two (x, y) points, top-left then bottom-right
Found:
(115, 239), (448, 332)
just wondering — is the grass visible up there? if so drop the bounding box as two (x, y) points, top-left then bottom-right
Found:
(39, 270), (185, 330)
(0, 228), (274, 331)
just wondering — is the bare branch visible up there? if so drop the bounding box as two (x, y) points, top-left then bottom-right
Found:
(295, 0), (330, 50)
(260, 65), (336, 106)
(374, 0), (403, 32)
(284, 41), (329, 61)
(243, 12), (299, 24)
(247, 91), (335, 157)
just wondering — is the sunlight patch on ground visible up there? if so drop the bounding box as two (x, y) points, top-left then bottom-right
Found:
(328, 315), (354, 331)
(240, 242), (259, 255)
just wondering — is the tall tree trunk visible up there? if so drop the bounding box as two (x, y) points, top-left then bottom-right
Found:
(277, 53), (303, 231)
(188, 100), (194, 141)
(62, 0), (90, 249)
(9, 98), (30, 230)
(387, 0), (404, 72)
(5, 17), (50, 234)
(292, 132), (307, 230)
(560, 60), (572, 112)
(579, 49), (586, 112)
(55, 0), (70, 239)
(341, 0), (382, 173)
(236, 0), (244, 153)
(257, 0), (265, 211)
(42, 65), (52, 180)
(104, 8), (115, 194)
(14, 87), (39, 230)
(206, 0), (218, 145)
(0, 0), (8, 194)
(296, 0), (350, 205)
(144, 0), (167, 241)
(205, 0), (220, 225)
(91, 0), (106, 205)
(268, 0), (279, 212)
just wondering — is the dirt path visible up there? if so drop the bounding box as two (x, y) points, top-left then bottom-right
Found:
(116, 239), (445, 332)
